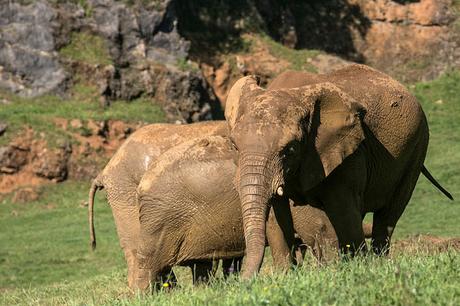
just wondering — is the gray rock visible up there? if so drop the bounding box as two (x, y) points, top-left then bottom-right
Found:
(1, 23), (55, 52)
(0, 0), (220, 122)
(0, 145), (28, 174)
(0, 122), (7, 136)
(147, 30), (190, 65)
(32, 145), (71, 182)
(154, 68), (221, 123)
(0, 1), (67, 97)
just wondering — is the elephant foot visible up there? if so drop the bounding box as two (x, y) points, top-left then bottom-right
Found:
(131, 268), (152, 293)
(131, 268), (178, 293)
(124, 249), (139, 290)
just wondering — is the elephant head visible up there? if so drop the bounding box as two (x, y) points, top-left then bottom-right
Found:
(225, 76), (366, 278)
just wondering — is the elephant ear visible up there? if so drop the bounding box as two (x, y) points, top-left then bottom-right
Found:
(300, 82), (366, 190)
(225, 75), (262, 131)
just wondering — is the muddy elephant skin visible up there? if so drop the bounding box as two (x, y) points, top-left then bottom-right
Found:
(225, 64), (452, 278)
(88, 121), (228, 288)
(135, 135), (358, 290)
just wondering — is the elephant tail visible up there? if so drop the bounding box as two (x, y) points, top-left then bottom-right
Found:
(421, 165), (453, 200)
(89, 176), (104, 251)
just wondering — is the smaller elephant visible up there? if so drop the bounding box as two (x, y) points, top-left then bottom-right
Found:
(135, 135), (371, 290)
(88, 121), (228, 288)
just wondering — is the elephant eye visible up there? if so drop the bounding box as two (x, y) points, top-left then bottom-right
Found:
(285, 145), (296, 156)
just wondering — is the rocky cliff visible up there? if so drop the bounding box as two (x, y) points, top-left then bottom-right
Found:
(1, 0), (458, 108)
(0, 0), (221, 123)
(0, 0), (459, 194)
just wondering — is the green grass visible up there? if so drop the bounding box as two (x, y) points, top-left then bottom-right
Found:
(60, 32), (112, 66)
(0, 90), (165, 146)
(258, 35), (319, 72)
(2, 252), (459, 305)
(0, 71), (459, 305)
(0, 182), (124, 289)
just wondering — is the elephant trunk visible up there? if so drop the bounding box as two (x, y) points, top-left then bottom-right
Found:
(239, 153), (272, 279)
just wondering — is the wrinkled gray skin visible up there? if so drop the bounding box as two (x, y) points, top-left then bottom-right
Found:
(89, 121), (228, 288)
(135, 135), (359, 290)
(225, 64), (453, 278)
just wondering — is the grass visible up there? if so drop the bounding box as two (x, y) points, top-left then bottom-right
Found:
(0, 71), (459, 304)
(2, 252), (459, 305)
(258, 35), (319, 72)
(0, 89), (165, 147)
(0, 182), (124, 290)
(176, 58), (200, 72)
(60, 32), (112, 66)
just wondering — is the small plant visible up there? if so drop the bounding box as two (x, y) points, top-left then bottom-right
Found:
(60, 32), (113, 66)
(176, 58), (200, 72)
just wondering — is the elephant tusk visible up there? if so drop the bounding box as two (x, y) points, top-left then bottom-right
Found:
(276, 186), (284, 196)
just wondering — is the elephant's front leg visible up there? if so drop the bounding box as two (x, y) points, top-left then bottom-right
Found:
(322, 189), (366, 256)
(110, 203), (140, 289)
(266, 198), (296, 271)
(135, 224), (172, 291)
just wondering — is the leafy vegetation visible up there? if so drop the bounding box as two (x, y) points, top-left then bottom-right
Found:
(60, 32), (112, 66)
(0, 70), (459, 304)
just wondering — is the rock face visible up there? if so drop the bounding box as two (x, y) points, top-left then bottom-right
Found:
(0, 120), (143, 193)
(0, 145), (29, 174)
(0, 0), (458, 193)
(0, 0), (219, 123)
(248, 0), (459, 81)
(0, 0), (460, 107)
(349, 0), (459, 81)
(0, 0), (458, 119)
(0, 122), (7, 136)
(0, 1), (68, 96)
(32, 142), (72, 182)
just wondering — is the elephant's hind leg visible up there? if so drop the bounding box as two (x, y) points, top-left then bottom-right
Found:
(372, 163), (423, 255)
(136, 222), (178, 291)
(106, 186), (140, 289)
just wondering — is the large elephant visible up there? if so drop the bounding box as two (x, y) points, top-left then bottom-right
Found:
(135, 135), (371, 290)
(225, 64), (453, 278)
(88, 121), (228, 288)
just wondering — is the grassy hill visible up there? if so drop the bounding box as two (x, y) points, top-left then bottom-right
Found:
(0, 71), (459, 305)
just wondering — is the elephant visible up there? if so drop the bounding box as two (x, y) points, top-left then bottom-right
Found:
(224, 64), (453, 278)
(134, 134), (372, 290)
(88, 121), (229, 288)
